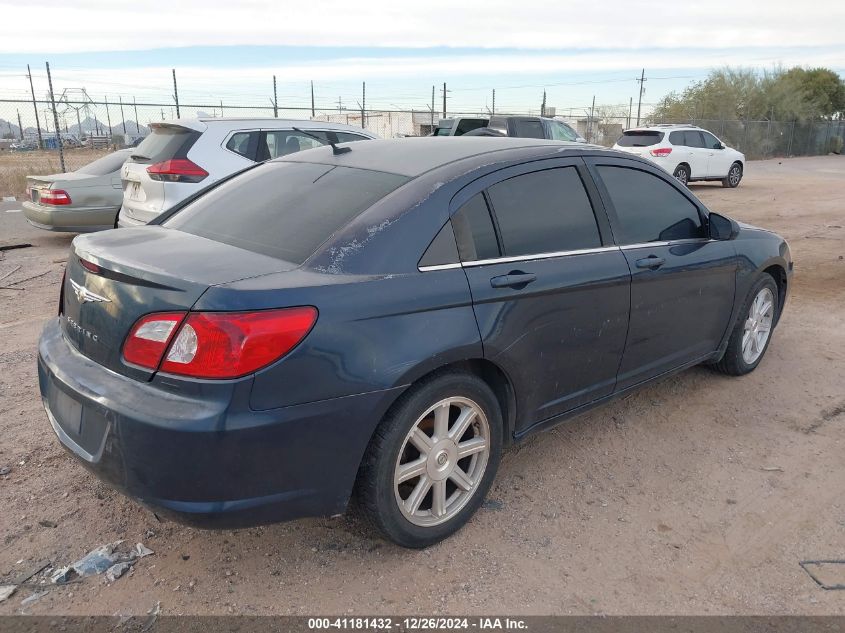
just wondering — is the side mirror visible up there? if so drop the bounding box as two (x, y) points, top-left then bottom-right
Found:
(709, 212), (739, 240)
(717, 142), (725, 149)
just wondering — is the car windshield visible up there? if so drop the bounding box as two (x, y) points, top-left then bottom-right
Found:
(76, 151), (130, 176)
(617, 131), (665, 147)
(164, 162), (410, 264)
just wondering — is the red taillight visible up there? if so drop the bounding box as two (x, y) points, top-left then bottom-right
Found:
(146, 159), (208, 183)
(123, 308), (317, 378)
(123, 312), (187, 370)
(79, 258), (101, 274)
(40, 189), (72, 205)
(650, 147), (673, 157)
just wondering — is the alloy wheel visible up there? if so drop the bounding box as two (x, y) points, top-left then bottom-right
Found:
(729, 165), (742, 186)
(675, 167), (689, 185)
(394, 397), (490, 527)
(742, 287), (775, 364)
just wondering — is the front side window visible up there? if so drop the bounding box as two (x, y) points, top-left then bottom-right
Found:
(596, 165), (705, 244)
(260, 131), (326, 160)
(684, 131), (705, 148)
(700, 131), (721, 149)
(549, 121), (578, 142)
(486, 167), (601, 257)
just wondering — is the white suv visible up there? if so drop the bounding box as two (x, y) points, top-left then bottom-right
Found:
(117, 118), (378, 227)
(613, 124), (745, 188)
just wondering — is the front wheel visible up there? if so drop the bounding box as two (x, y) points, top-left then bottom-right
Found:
(712, 275), (779, 375)
(355, 372), (503, 548)
(673, 164), (690, 186)
(722, 162), (743, 188)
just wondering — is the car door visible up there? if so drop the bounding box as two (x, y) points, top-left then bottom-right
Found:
(452, 158), (631, 432)
(668, 130), (695, 170)
(701, 130), (732, 178)
(682, 130), (709, 178)
(586, 157), (737, 390)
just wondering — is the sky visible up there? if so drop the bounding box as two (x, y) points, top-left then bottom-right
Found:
(0, 0), (843, 122)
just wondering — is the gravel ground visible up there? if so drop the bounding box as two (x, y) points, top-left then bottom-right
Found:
(0, 155), (843, 616)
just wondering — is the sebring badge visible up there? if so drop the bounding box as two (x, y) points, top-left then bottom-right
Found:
(69, 279), (110, 304)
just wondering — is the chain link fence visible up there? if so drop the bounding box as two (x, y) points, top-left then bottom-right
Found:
(1, 97), (842, 196)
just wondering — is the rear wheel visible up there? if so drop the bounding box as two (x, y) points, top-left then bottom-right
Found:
(356, 372), (502, 548)
(673, 164), (690, 186)
(722, 162), (743, 188)
(712, 275), (778, 375)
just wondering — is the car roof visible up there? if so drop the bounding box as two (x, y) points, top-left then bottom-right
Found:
(279, 136), (601, 178)
(625, 124), (700, 132)
(152, 117), (378, 136)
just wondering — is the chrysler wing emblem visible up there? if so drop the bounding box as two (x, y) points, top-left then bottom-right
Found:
(69, 279), (110, 304)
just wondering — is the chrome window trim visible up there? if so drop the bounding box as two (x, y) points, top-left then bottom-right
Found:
(418, 262), (463, 272)
(620, 238), (712, 250)
(417, 240), (714, 272)
(461, 245), (620, 268)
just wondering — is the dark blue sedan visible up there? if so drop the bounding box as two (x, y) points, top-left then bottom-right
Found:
(38, 137), (792, 548)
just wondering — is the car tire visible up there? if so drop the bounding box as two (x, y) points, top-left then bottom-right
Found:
(355, 371), (503, 548)
(712, 275), (779, 376)
(722, 162), (743, 188)
(673, 164), (690, 186)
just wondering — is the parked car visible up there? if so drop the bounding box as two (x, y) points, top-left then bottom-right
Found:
(614, 124), (745, 187)
(431, 117), (490, 136)
(486, 115), (587, 142)
(117, 118), (378, 227)
(39, 137), (791, 548)
(22, 149), (133, 232)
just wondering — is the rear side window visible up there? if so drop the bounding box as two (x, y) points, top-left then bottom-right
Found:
(452, 194), (500, 261)
(129, 126), (200, 163)
(454, 119), (488, 135)
(596, 165), (704, 244)
(512, 119), (545, 139)
(685, 131), (705, 148)
(225, 132), (257, 159)
(668, 130), (685, 146)
(76, 151), (130, 175)
(165, 163), (409, 263)
(616, 131), (664, 147)
(487, 168), (601, 256)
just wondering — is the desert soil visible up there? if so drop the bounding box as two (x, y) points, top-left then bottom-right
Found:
(0, 155), (843, 616)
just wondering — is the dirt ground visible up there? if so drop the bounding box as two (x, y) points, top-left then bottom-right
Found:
(0, 155), (843, 616)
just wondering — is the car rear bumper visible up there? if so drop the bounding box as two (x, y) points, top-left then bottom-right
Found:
(37, 317), (403, 528)
(23, 201), (118, 232)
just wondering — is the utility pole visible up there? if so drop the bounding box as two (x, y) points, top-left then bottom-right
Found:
(133, 97), (140, 134)
(119, 96), (127, 134)
(220, 100), (224, 117)
(16, 109), (23, 140)
(105, 96), (112, 136)
(541, 90), (546, 117)
(27, 64), (44, 149)
(361, 81), (366, 129)
(442, 82), (447, 118)
(589, 95), (596, 143)
(172, 68), (180, 118)
(431, 85), (435, 128)
(273, 75), (278, 118)
(310, 81), (315, 118)
(336, 96), (343, 112)
(492, 89), (495, 115)
(636, 68), (646, 126)
(628, 97), (633, 128)
(45, 62), (65, 172)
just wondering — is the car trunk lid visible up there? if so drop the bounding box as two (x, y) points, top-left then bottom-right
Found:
(61, 226), (296, 380)
(120, 122), (203, 224)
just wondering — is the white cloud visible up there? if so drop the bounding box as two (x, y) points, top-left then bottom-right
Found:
(1, 0), (844, 53)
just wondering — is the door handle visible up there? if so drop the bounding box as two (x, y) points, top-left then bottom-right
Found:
(635, 256), (666, 269)
(490, 272), (537, 289)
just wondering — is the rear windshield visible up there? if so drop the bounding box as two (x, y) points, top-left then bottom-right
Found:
(616, 131), (665, 147)
(76, 151), (130, 175)
(164, 162), (409, 264)
(129, 126), (200, 163)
